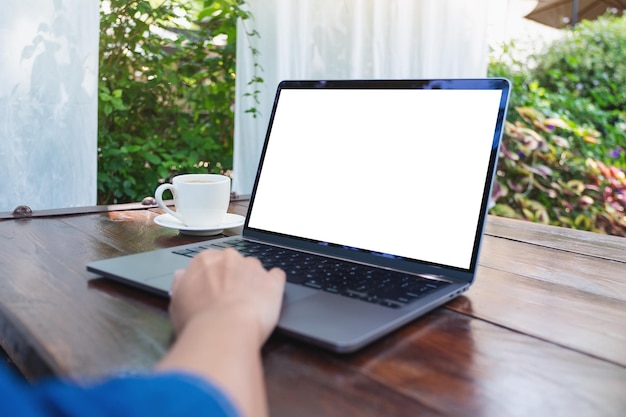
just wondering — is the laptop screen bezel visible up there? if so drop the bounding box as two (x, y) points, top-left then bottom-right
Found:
(241, 79), (510, 282)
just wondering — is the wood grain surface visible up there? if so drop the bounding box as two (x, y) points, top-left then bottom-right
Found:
(0, 205), (624, 417)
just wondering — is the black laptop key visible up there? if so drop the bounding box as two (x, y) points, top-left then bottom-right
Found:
(172, 248), (201, 258)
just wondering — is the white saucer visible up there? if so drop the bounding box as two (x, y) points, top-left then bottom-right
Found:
(154, 213), (245, 236)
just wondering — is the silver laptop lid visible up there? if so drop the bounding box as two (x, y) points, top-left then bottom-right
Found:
(243, 79), (510, 281)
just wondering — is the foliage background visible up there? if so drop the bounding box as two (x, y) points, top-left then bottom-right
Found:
(98, 4), (625, 236)
(488, 14), (626, 236)
(98, 0), (255, 204)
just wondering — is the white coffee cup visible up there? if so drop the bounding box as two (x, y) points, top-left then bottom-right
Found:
(154, 174), (231, 228)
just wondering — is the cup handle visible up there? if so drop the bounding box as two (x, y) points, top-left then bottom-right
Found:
(155, 183), (184, 223)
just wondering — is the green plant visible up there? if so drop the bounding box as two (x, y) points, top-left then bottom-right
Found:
(487, 15), (626, 236)
(533, 14), (626, 113)
(531, 15), (626, 168)
(490, 108), (626, 236)
(98, 0), (258, 204)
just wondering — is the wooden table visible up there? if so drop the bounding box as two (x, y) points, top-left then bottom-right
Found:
(1, 200), (625, 417)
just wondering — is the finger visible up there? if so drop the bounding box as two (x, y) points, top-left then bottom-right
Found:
(243, 254), (264, 270)
(169, 269), (186, 296)
(268, 267), (287, 281)
(221, 247), (242, 259)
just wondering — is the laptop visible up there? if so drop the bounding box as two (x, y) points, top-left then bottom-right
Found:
(87, 78), (511, 353)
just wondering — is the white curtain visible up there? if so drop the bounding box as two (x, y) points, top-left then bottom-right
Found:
(0, 0), (99, 212)
(233, 0), (492, 195)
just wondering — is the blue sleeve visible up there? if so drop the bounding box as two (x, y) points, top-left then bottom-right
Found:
(0, 364), (241, 417)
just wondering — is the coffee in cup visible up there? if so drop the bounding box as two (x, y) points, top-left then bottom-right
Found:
(154, 174), (231, 228)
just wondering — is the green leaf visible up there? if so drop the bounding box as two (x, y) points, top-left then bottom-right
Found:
(144, 153), (162, 165)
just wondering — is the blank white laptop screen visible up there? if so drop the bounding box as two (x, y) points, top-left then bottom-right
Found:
(248, 88), (502, 270)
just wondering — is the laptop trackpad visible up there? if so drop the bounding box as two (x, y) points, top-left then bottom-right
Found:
(283, 283), (317, 305)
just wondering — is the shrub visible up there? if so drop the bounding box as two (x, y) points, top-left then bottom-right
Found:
(533, 14), (626, 113)
(98, 0), (257, 204)
(491, 108), (626, 236)
(530, 15), (626, 169)
(488, 15), (626, 236)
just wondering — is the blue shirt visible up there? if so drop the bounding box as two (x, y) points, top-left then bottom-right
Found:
(0, 363), (240, 417)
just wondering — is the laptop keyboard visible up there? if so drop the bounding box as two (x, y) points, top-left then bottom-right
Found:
(172, 239), (450, 309)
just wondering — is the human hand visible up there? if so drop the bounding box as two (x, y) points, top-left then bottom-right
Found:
(169, 248), (286, 346)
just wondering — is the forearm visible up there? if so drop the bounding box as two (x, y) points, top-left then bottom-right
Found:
(155, 308), (269, 417)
